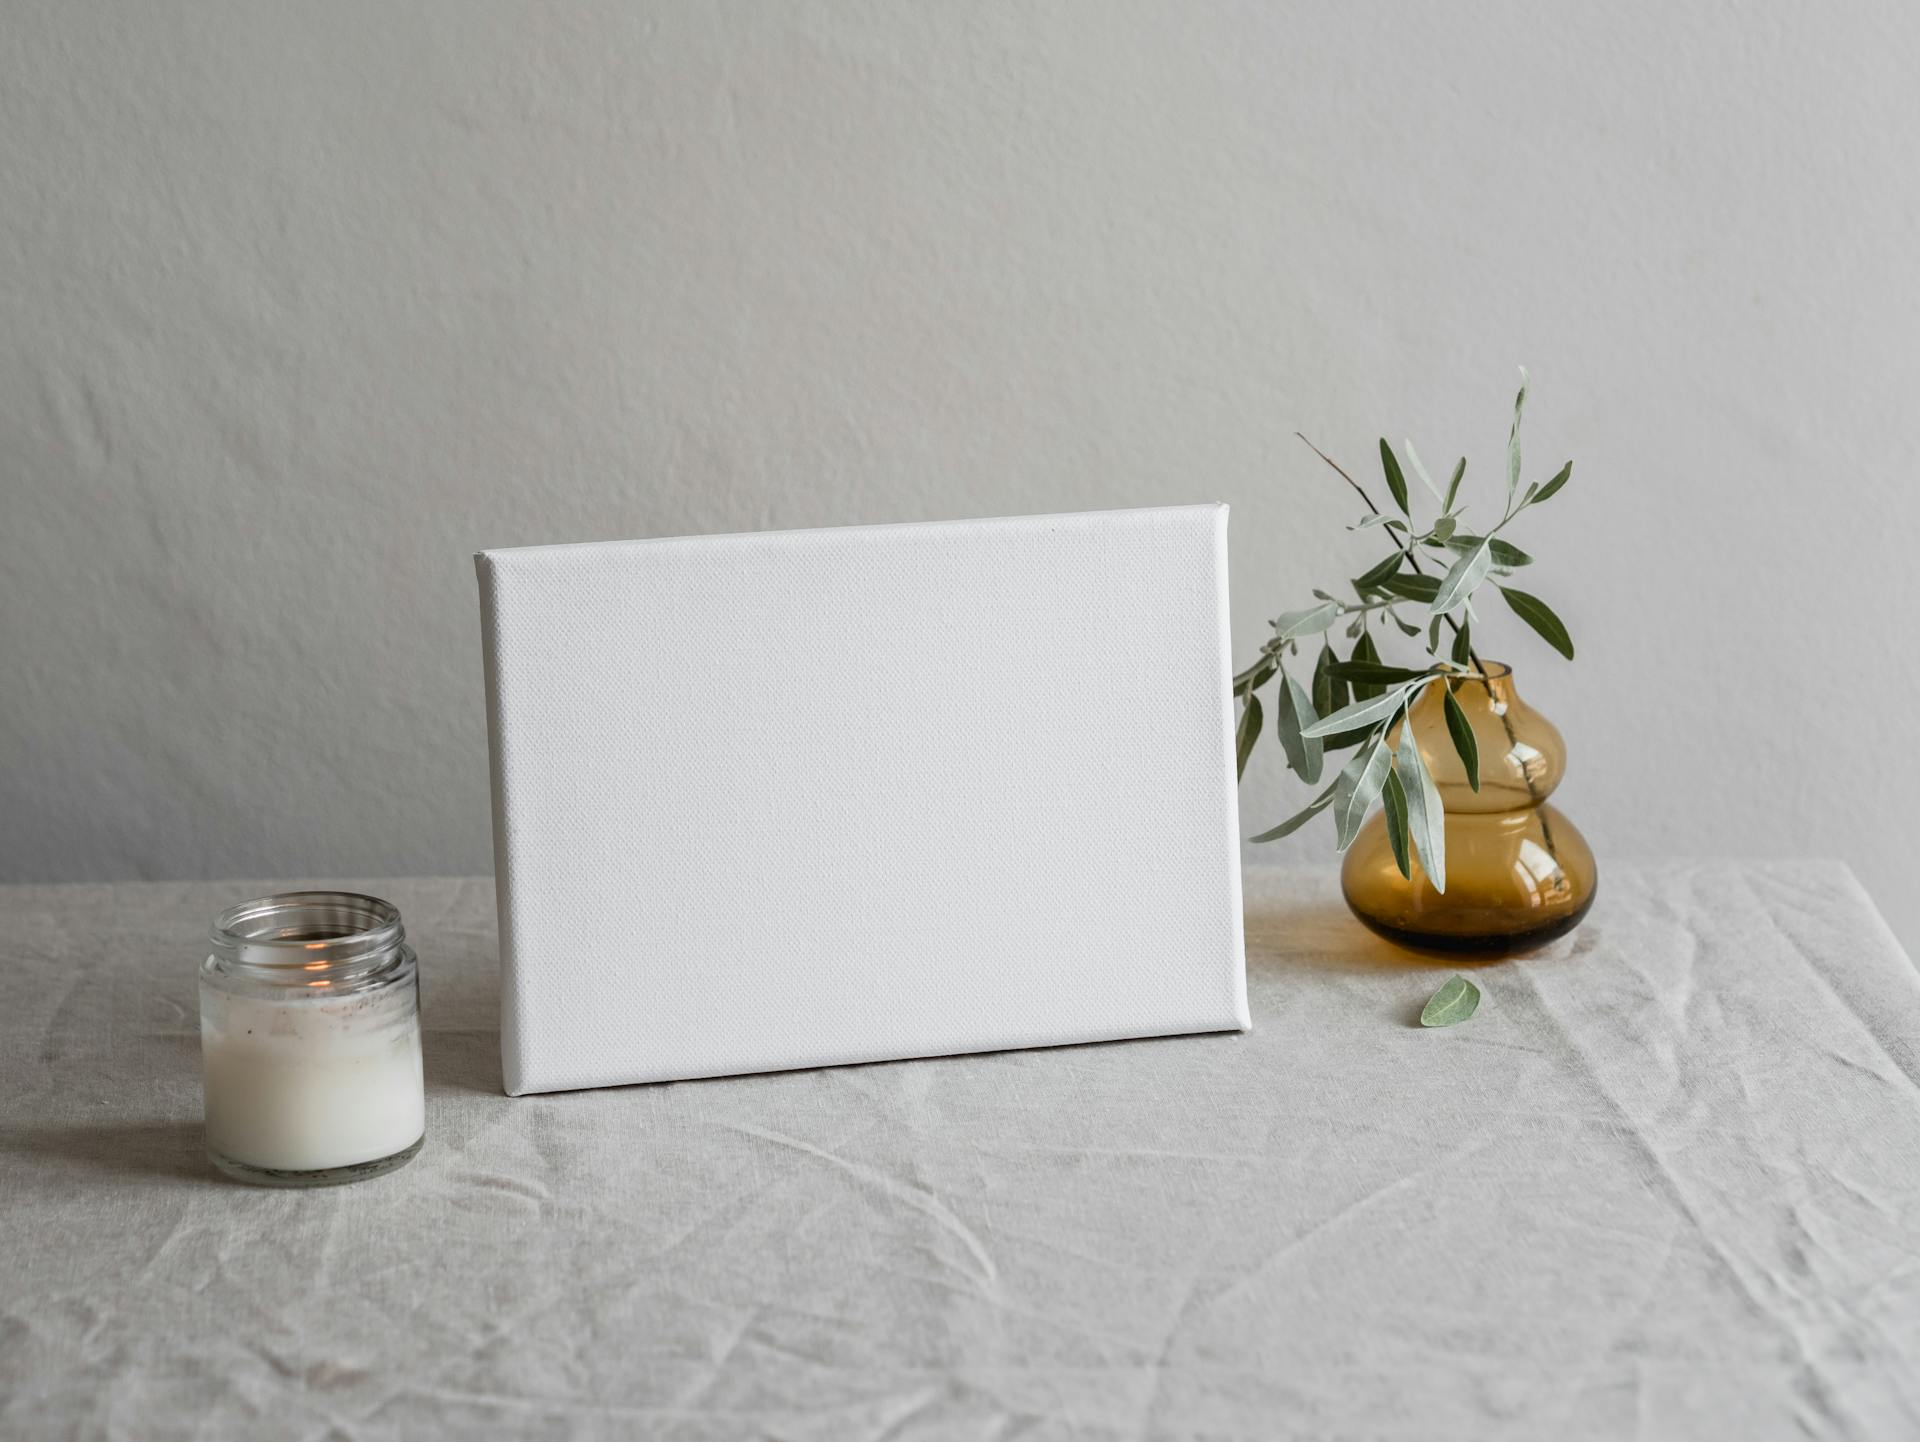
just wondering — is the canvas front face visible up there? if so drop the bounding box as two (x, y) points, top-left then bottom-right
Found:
(478, 505), (1247, 1094)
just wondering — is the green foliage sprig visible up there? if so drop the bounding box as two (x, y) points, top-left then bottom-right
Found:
(1237, 370), (1577, 893)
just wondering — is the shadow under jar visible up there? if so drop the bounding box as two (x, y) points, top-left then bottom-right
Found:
(200, 892), (425, 1186)
(1341, 663), (1597, 955)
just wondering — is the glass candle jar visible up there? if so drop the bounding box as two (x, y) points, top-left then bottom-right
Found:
(200, 892), (426, 1186)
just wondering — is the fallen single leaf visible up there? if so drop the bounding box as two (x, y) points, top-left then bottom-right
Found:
(1420, 975), (1481, 1027)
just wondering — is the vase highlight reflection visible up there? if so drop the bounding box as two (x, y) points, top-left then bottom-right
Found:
(1342, 663), (1596, 955)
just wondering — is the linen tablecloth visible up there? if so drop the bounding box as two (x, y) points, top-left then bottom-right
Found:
(3, 863), (1918, 1440)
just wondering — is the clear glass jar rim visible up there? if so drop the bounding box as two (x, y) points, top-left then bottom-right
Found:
(210, 891), (406, 974)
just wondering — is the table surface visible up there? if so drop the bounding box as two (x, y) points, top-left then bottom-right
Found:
(3, 864), (1919, 1441)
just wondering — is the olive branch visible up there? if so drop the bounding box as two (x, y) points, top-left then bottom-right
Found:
(1236, 368), (1577, 893)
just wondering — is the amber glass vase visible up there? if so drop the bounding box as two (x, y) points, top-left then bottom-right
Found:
(1342, 663), (1596, 955)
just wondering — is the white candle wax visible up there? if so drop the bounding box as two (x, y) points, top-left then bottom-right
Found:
(201, 983), (424, 1173)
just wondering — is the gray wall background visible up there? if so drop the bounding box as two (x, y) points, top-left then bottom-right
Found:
(5, 2), (1917, 953)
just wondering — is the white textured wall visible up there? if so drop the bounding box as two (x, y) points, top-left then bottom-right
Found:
(5, 2), (1917, 952)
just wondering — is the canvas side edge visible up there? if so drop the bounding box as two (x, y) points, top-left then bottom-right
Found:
(474, 553), (534, 1096)
(1210, 505), (1252, 1032)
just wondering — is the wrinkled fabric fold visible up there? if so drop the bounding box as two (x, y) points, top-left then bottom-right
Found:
(2, 864), (1917, 1440)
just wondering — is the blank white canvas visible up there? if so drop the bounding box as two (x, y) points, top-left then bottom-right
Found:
(477, 505), (1247, 1094)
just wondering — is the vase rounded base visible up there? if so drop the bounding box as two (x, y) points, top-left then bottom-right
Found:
(1347, 887), (1597, 958)
(1340, 800), (1598, 960)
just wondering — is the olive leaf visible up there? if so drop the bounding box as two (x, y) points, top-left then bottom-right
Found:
(1404, 439), (1444, 505)
(1332, 735), (1394, 850)
(1327, 660), (1431, 685)
(1235, 693), (1262, 781)
(1312, 643), (1337, 718)
(1450, 620), (1473, 667)
(1506, 366), (1529, 500)
(1233, 656), (1276, 697)
(1382, 768), (1412, 879)
(1248, 784), (1335, 842)
(1379, 439), (1410, 516)
(1354, 552), (1402, 591)
(1319, 646), (1360, 748)
(1532, 461), (1572, 505)
(1420, 975), (1481, 1027)
(1442, 684), (1481, 792)
(1349, 628), (1385, 700)
(1301, 683), (1417, 740)
(1497, 585), (1575, 660)
(1379, 573), (1441, 604)
(1397, 725), (1447, 892)
(1272, 601), (1342, 643)
(1275, 675), (1325, 785)
(1430, 540), (1492, 616)
(1444, 533), (1533, 568)
(1443, 456), (1466, 513)
(1321, 729), (1375, 754)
